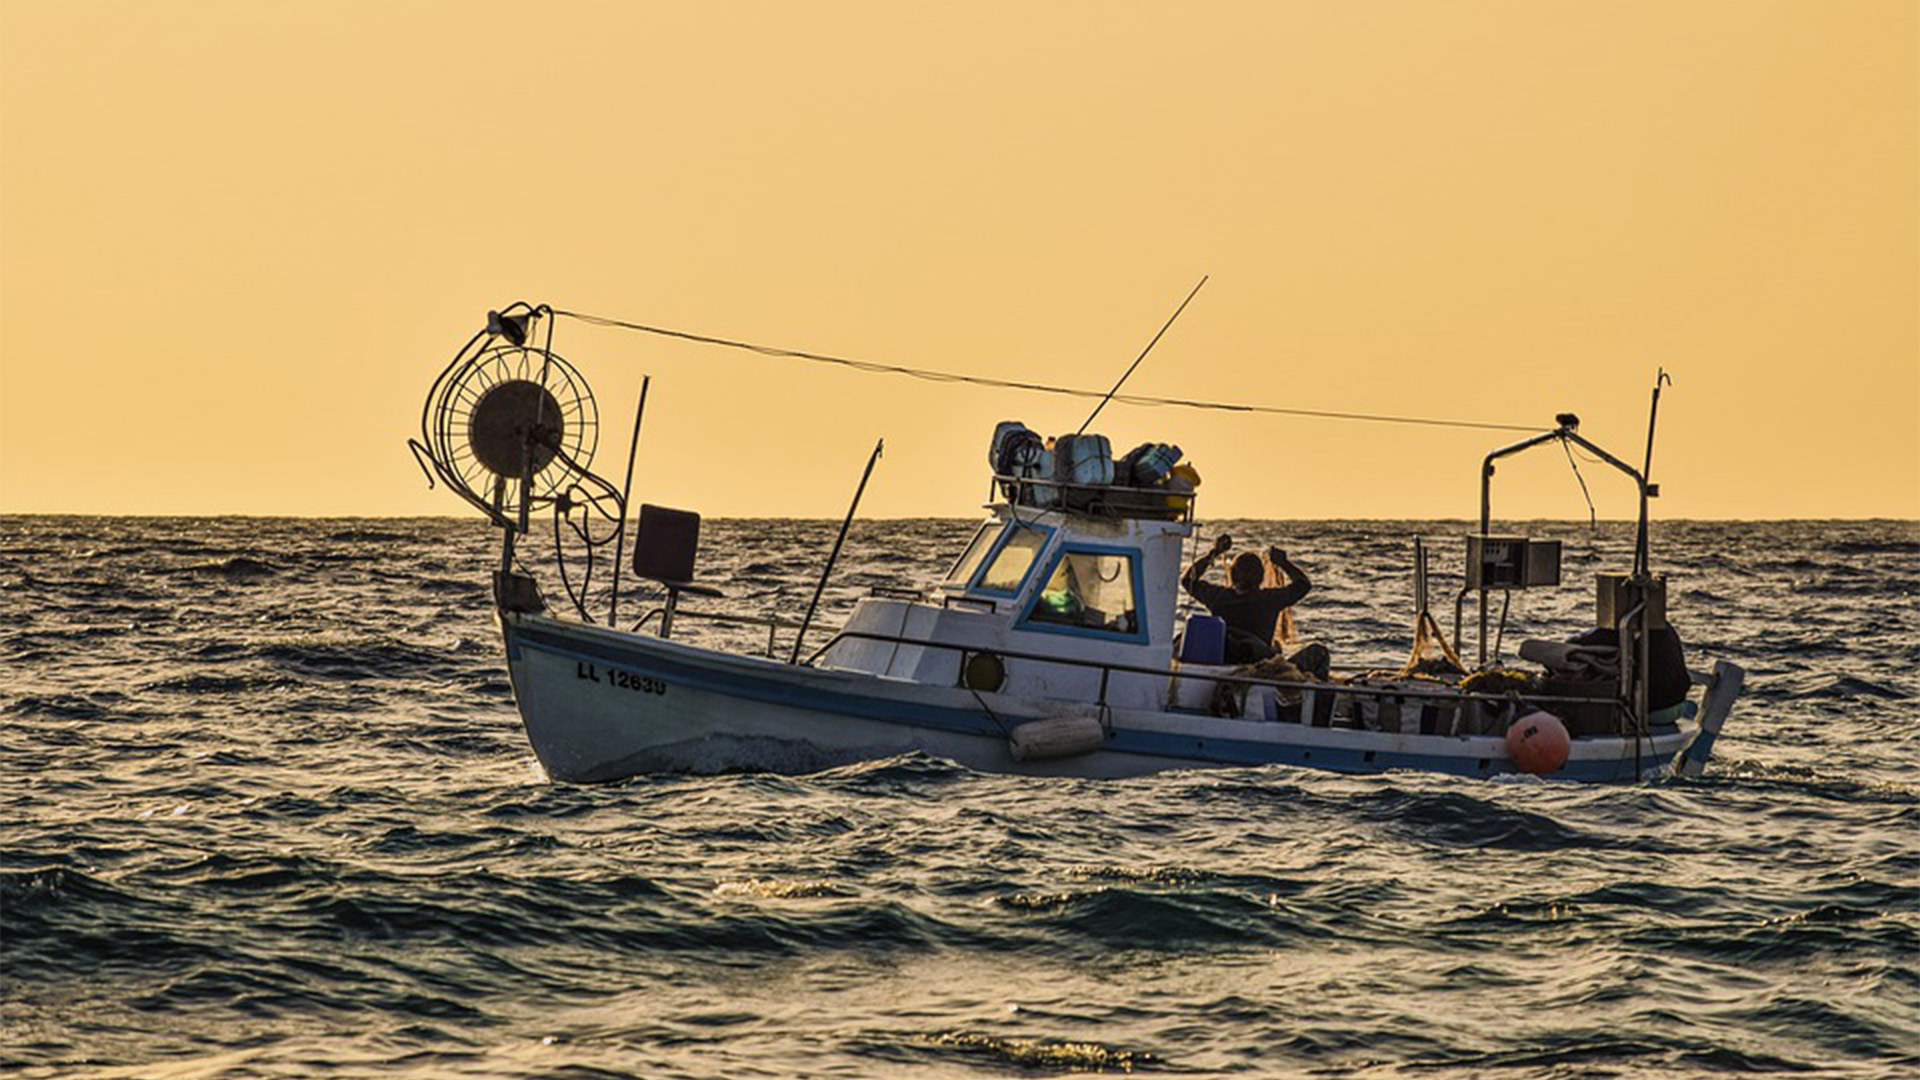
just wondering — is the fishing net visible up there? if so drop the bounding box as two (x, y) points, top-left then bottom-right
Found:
(1460, 667), (1535, 695)
(1399, 610), (1464, 679)
(1210, 654), (1313, 717)
(1263, 557), (1302, 650)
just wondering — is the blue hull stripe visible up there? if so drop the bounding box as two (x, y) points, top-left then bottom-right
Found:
(509, 621), (1665, 782)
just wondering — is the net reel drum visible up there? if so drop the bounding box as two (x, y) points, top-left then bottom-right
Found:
(410, 302), (629, 621)
(410, 302), (606, 530)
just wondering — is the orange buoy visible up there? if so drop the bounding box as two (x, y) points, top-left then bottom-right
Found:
(1506, 710), (1571, 774)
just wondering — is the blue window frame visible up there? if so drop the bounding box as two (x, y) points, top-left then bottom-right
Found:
(970, 522), (1055, 597)
(1015, 543), (1150, 644)
(943, 520), (1000, 586)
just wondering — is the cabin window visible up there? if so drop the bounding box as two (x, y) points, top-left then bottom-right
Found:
(945, 521), (998, 586)
(975, 523), (1050, 594)
(1025, 550), (1140, 637)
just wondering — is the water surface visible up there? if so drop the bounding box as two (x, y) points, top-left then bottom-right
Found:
(3, 516), (1915, 1078)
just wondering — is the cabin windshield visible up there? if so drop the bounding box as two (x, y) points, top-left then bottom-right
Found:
(1027, 550), (1140, 636)
(945, 521), (999, 586)
(976, 523), (1050, 594)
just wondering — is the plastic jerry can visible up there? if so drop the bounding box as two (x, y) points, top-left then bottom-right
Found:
(1180, 614), (1227, 664)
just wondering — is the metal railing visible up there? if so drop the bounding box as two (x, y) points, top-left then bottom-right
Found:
(632, 605), (807, 659)
(804, 627), (1622, 726)
(636, 583), (942, 659)
(986, 472), (1198, 524)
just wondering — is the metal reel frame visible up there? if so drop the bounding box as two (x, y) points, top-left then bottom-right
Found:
(413, 304), (602, 528)
(409, 301), (635, 625)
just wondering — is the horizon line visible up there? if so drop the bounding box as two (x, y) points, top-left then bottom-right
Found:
(1, 511), (1914, 524)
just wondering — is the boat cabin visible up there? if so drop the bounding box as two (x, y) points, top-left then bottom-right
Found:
(818, 501), (1194, 711)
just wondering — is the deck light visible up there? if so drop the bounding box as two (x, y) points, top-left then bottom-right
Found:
(487, 309), (531, 347)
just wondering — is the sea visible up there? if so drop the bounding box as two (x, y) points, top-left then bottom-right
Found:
(2, 516), (1915, 1079)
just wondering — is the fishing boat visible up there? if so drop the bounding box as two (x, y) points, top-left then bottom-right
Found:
(408, 301), (1744, 784)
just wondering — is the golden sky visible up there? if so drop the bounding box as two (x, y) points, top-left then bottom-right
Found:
(2, 0), (1914, 519)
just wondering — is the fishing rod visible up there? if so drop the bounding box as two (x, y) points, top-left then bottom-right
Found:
(790, 438), (885, 664)
(607, 375), (650, 627)
(1074, 275), (1208, 436)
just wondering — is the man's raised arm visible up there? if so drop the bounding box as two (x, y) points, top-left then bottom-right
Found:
(1183, 534), (1233, 594)
(1267, 546), (1312, 606)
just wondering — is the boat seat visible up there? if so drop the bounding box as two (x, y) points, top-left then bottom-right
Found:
(632, 504), (721, 637)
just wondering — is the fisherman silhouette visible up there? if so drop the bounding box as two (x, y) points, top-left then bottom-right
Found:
(1181, 534), (1318, 667)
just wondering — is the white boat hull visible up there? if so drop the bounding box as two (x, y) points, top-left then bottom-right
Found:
(503, 613), (1721, 784)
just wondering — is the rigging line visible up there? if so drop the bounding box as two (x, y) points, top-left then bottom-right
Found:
(965, 682), (1014, 738)
(1561, 436), (1599, 547)
(549, 308), (1543, 433)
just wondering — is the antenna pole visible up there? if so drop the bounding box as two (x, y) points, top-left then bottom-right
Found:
(494, 475), (516, 575)
(790, 439), (885, 664)
(607, 375), (651, 627)
(1074, 275), (1208, 436)
(1633, 368), (1670, 578)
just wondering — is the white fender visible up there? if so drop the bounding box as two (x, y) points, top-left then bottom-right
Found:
(1008, 705), (1107, 761)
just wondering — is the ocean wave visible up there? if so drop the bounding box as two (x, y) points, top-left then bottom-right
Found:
(142, 672), (299, 695)
(178, 556), (280, 581)
(1349, 788), (1672, 852)
(1628, 906), (1919, 967)
(1829, 538), (1920, 555)
(851, 1029), (1161, 1073)
(1403, 1034), (1817, 1075)
(1783, 674), (1911, 700)
(993, 885), (1302, 951)
(0, 865), (131, 911)
(810, 752), (977, 791)
(326, 529), (419, 544)
(3, 692), (125, 722)
(254, 635), (447, 679)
